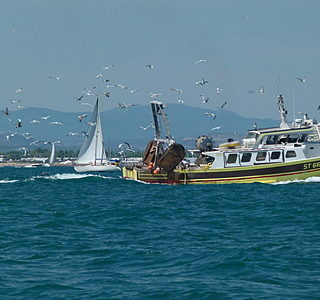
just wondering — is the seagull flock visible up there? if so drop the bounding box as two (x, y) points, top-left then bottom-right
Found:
(2, 54), (311, 154)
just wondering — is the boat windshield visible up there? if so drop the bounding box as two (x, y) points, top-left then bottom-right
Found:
(265, 133), (309, 145)
(244, 132), (258, 139)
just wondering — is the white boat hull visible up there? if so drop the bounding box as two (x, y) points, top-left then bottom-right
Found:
(74, 164), (121, 172)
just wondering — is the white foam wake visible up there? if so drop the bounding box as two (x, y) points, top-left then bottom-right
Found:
(0, 179), (19, 184)
(272, 176), (320, 185)
(41, 173), (115, 180)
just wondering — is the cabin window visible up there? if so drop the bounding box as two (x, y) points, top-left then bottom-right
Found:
(285, 151), (297, 158)
(287, 134), (299, 143)
(266, 135), (278, 145)
(271, 151), (281, 160)
(298, 134), (308, 142)
(241, 153), (252, 163)
(227, 154), (238, 164)
(256, 152), (267, 161)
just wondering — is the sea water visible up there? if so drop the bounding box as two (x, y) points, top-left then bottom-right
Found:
(0, 166), (319, 299)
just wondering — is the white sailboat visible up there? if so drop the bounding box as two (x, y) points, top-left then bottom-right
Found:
(74, 95), (121, 172)
(49, 142), (56, 165)
(43, 141), (62, 167)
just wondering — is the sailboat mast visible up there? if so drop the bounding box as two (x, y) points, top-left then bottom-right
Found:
(94, 94), (101, 165)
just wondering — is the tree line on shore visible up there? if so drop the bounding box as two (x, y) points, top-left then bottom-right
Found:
(0, 148), (143, 161)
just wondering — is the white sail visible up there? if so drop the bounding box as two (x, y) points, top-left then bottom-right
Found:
(76, 96), (107, 165)
(74, 95), (120, 172)
(49, 142), (56, 165)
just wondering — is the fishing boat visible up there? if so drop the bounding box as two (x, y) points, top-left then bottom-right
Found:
(74, 95), (121, 172)
(122, 95), (320, 184)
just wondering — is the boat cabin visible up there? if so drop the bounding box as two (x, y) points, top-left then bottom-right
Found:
(192, 116), (320, 170)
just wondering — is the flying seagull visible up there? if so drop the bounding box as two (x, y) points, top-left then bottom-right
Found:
(241, 14), (253, 20)
(7, 98), (22, 104)
(211, 126), (222, 130)
(195, 59), (208, 64)
(15, 87), (22, 94)
(80, 102), (93, 107)
(200, 95), (209, 103)
(2, 108), (9, 116)
(118, 102), (135, 109)
(50, 121), (63, 125)
(146, 64), (154, 69)
(195, 78), (209, 86)
(82, 87), (96, 96)
(117, 84), (129, 90)
(30, 119), (40, 124)
(18, 147), (29, 156)
(170, 88), (183, 93)
(41, 115), (50, 120)
(99, 65), (114, 69)
(74, 95), (84, 101)
(78, 114), (88, 122)
(260, 86), (265, 95)
(6, 131), (19, 139)
(15, 119), (22, 128)
(218, 101), (227, 108)
(124, 142), (135, 152)
(296, 76), (306, 83)
(49, 75), (62, 80)
(67, 132), (80, 137)
(216, 87), (222, 94)
(139, 124), (151, 131)
(22, 133), (32, 139)
(81, 131), (89, 137)
(205, 112), (216, 119)
(148, 92), (163, 100)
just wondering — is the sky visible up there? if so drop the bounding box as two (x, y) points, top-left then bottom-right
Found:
(1, 0), (320, 121)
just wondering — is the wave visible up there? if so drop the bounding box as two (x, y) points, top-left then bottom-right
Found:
(0, 179), (19, 184)
(34, 173), (118, 181)
(271, 176), (320, 185)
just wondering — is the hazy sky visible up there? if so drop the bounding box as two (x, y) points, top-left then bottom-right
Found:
(1, 0), (320, 120)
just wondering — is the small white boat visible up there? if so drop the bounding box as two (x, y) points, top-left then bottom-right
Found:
(24, 163), (43, 168)
(74, 94), (121, 172)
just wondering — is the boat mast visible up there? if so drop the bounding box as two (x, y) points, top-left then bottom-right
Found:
(94, 94), (100, 165)
(150, 101), (173, 143)
(278, 94), (291, 129)
(150, 101), (175, 167)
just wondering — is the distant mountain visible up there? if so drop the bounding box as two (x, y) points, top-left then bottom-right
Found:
(0, 104), (279, 152)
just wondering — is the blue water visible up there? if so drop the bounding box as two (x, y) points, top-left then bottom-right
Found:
(1, 166), (320, 299)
